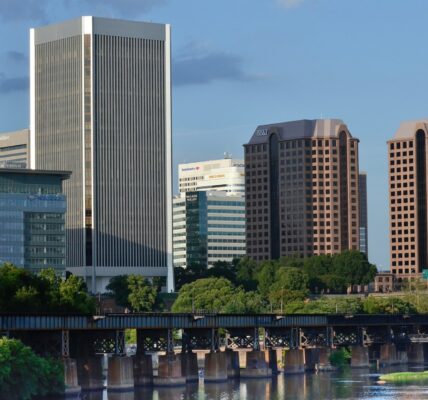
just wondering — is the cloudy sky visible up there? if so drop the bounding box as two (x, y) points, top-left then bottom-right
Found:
(1, 0), (428, 269)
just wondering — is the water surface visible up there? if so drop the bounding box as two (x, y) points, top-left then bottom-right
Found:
(65, 367), (428, 400)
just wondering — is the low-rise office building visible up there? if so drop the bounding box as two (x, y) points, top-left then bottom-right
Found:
(0, 169), (69, 273)
(0, 129), (30, 168)
(178, 156), (245, 194)
(173, 191), (245, 268)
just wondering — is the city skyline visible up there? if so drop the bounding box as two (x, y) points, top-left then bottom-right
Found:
(2, 1), (428, 269)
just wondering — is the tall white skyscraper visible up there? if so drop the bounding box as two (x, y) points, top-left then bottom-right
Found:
(30, 17), (173, 292)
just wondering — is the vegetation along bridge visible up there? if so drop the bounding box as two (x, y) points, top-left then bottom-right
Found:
(2, 313), (428, 391)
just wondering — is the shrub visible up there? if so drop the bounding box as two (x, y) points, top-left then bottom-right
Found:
(0, 338), (64, 400)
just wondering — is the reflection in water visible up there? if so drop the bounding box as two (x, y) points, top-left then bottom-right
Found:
(73, 367), (428, 400)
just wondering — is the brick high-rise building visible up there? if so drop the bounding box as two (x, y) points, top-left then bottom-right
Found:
(244, 119), (360, 261)
(388, 120), (428, 282)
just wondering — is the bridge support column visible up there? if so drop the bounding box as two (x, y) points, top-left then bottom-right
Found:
(76, 356), (104, 391)
(350, 346), (369, 368)
(283, 348), (305, 374)
(304, 348), (320, 371)
(154, 354), (186, 386)
(133, 354), (153, 386)
(265, 349), (279, 375)
(181, 352), (199, 382)
(64, 358), (81, 396)
(204, 352), (227, 382)
(107, 356), (134, 391)
(380, 343), (397, 366)
(316, 348), (335, 371)
(225, 349), (240, 378)
(408, 343), (424, 365)
(241, 350), (272, 378)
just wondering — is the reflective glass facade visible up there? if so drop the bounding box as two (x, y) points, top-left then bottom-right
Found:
(0, 170), (67, 272)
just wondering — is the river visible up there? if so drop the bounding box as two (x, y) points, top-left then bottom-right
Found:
(58, 365), (428, 400)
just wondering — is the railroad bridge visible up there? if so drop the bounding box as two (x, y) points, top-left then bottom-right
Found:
(2, 313), (428, 393)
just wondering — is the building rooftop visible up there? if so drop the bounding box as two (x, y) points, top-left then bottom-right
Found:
(246, 119), (353, 145)
(392, 120), (428, 140)
(0, 168), (71, 179)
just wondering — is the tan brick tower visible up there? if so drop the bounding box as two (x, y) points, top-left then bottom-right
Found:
(388, 120), (428, 283)
(244, 119), (360, 261)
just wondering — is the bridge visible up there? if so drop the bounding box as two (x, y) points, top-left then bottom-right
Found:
(2, 313), (428, 393)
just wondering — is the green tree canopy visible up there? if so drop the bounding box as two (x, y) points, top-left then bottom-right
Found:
(172, 277), (264, 313)
(362, 296), (415, 314)
(127, 275), (157, 312)
(0, 264), (95, 314)
(0, 338), (64, 400)
(106, 275), (130, 308)
(332, 250), (377, 286)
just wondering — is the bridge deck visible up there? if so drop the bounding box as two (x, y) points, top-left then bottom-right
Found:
(1, 313), (427, 331)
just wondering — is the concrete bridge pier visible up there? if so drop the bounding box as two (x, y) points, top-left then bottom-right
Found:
(380, 343), (398, 366)
(265, 349), (279, 375)
(304, 348), (320, 371)
(241, 350), (272, 378)
(76, 356), (104, 391)
(407, 343), (424, 365)
(204, 352), (228, 382)
(316, 348), (334, 372)
(133, 354), (153, 386)
(181, 352), (199, 382)
(350, 346), (369, 368)
(64, 358), (81, 396)
(107, 356), (134, 391)
(283, 349), (305, 374)
(154, 353), (186, 386)
(225, 349), (240, 378)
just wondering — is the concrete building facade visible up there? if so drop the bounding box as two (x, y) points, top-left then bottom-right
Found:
(0, 169), (69, 273)
(244, 119), (360, 261)
(173, 191), (245, 268)
(0, 129), (30, 168)
(388, 120), (428, 282)
(178, 156), (245, 194)
(30, 17), (173, 291)
(359, 172), (368, 256)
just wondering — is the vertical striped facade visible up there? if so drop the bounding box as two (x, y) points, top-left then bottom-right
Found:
(30, 17), (173, 291)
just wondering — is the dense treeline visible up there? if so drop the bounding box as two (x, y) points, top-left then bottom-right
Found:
(174, 251), (377, 294)
(0, 263), (95, 314)
(172, 251), (427, 314)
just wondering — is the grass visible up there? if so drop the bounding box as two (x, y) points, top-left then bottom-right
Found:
(379, 371), (428, 383)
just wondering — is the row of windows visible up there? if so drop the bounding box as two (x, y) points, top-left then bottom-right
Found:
(390, 141), (413, 150)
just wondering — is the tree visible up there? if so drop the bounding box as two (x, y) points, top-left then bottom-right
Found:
(257, 261), (277, 298)
(206, 260), (238, 285)
(127, 275), (157, 312)
(106, 275), (130, 308)
(59, 275), (96, 314)
(0, 338), (64, 400)
(332, 250), (377, 286)
(236, 256), (259, 291)
(172, 277), (248, 313)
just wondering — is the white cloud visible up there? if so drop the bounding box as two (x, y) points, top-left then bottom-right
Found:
(276, 0), (304, 9)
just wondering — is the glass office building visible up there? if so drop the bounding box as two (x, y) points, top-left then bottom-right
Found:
(173, 191), (245, 268)
(0, 169), (69, 273)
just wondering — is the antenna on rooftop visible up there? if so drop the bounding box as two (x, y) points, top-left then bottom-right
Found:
(224, 152), (232, 159)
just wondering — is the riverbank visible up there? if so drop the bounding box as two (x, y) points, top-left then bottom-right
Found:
(379, 370), (428, 384)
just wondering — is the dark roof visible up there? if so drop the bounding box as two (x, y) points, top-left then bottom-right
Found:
(246, 118), (353, 145)
(0, 168), (71, 180)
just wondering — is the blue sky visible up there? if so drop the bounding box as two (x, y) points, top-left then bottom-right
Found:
(1, 0), (428, 269)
